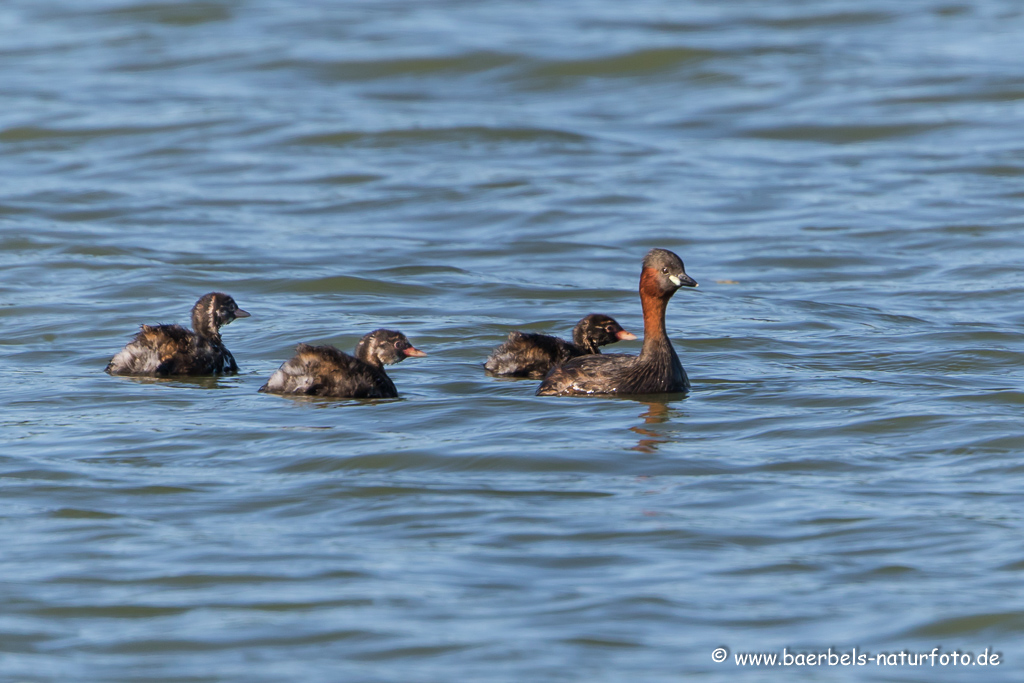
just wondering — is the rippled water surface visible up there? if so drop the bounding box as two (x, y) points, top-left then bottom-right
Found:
(4, 1), (1024, 680)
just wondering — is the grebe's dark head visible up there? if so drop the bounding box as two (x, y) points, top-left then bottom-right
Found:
(191, 292), (250, 339)
(641, 248), (697, 296)
(355, 329), (427, 367)
(572, 314), (636, 352)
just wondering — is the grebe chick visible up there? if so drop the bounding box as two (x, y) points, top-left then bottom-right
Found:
(484, 314), (636, 379)
(536, 249), (697, 396)
(106, 292), (250, 376)
(259, 329), (426, 399)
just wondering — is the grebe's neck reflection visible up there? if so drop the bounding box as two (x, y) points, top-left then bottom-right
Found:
(630, 400), (682, 453)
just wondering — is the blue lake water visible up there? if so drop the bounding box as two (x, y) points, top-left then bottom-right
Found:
(2, 0), (1024, 680)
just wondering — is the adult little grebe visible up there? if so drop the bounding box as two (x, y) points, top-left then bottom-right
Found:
(536, 249), (697, 396)
(259, 329), (426, 399)
(484, 314), (636, 379)
(106, 292), (250, 376)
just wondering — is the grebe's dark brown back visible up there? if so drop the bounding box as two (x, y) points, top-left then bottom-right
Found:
(484, 314), (635, 379)
(105, 292), (250, 376)
(260, 329), (426, 399)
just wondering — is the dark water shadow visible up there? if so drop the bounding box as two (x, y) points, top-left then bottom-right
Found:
(107, 374), (236, 390)
(258, 393), (404, 409)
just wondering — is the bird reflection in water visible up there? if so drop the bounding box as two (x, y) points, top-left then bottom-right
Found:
(630, 400), (683, 453)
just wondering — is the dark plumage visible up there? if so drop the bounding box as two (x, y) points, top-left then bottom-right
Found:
(259, 329), (426, 399)
(536, 249), (697, 396)
(105, 292), (250, 376)
(484, 314), (636, 379)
